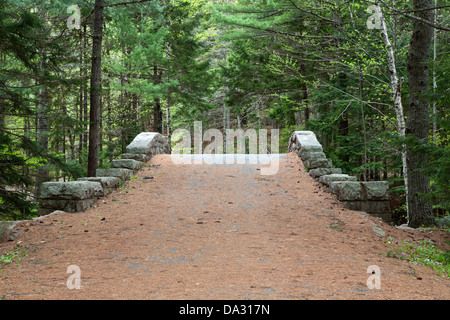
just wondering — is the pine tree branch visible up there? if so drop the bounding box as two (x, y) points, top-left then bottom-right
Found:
(286, 0), (339, 25)
(104, 0), (155, 7)
(385, 5), (450, 14)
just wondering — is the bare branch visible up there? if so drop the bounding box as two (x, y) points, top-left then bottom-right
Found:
(319, 82), (397, 128)
(366, 0), (450, 31)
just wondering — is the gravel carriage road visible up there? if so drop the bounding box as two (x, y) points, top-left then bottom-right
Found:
(0, 153), (449, 300)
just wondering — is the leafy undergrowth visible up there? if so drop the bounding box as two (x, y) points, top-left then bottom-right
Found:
(0, 244), (28, 272)
(386, 238), (450, 279)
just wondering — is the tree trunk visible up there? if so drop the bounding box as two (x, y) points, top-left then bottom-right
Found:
(87, 0), (104, 177)
(360, 75), (368, 182)
(166, 97), (171, 145)
(406, 0), (434, 227)
(153, 97), (163, 134)
(432, 0), (437, 143)
(83, 26), (89, 157)
(35, 54), (49, 200)
(301, 63), (309, 123)
(78, 24), (89, 164)
(152, 66), (163, 134)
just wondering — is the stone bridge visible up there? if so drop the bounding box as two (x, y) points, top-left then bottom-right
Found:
(4, 129), (450, 301)
(0, 130), (390, 242)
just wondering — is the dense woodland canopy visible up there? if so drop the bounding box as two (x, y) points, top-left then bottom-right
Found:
(0, 0), (448, 227)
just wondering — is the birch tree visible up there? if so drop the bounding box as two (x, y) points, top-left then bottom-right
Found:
(371, 2), (409, 219)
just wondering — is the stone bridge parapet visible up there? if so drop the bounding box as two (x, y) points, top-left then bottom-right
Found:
(289, 131), (391, 222)
(37, 132), (170, 217)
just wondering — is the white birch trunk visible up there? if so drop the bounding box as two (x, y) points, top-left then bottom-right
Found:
(377, 3), (409, 218)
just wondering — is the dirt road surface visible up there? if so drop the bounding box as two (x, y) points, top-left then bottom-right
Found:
(1, 154), (449, 300)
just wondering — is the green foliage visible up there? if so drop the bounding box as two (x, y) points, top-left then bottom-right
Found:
(1, 0), (41, 220)
(415, 117), (450, 212)
(279, 126), (302, 153)
(386, 239), (450, 279)
(0, 244), (28, 272)
(0, 0), (87, 220)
